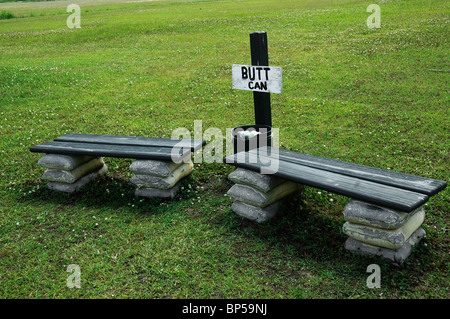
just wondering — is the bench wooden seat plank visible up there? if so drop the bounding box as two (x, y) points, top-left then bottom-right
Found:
(30, 141), (191, 162)
(54, 133), (205, 152)
(223, 151), (429, 212)
(254, 147), (447, 196)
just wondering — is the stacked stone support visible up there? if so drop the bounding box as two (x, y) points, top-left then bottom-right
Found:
(38, 154), (107, 193)
(343, 200), (427, 264)
(226, 168), (300, 223)
(130, 157), (194, 199)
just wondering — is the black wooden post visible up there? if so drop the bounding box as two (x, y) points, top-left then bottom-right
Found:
(250, 31), (272, 127)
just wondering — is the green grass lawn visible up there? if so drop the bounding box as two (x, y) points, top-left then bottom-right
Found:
(0, 0), (448, 299)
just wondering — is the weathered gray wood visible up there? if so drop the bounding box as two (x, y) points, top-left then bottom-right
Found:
(248, 147), (447, 196)
(54, 133), (206, 152)
(223, 151), (429, 212)
(30, 141), (190, 162)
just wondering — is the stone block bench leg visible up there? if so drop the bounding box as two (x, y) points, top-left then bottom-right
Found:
(343, 200), (427, 264)
(226, 168), (301, 223)
(38, 154), (108, 193)
(129, 158), (194, 199)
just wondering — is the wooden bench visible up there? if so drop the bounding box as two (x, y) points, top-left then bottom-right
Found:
(223, 146), (447, 263)
(31, 133), (205, 162)
(30, 133), (206, 197)
(223, 147), (446, 212)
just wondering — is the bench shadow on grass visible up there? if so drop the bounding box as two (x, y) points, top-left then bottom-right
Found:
(219, 189), (431, 271)
(15, 173), (195, 218)
(223, 191), (355, 263)
(17, 174), (431, 272)
(217, 192), (444, 297)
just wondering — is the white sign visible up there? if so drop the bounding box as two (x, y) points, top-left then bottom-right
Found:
(232, 64), (282, 94)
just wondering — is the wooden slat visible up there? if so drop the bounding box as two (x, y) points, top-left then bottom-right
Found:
(30, 141), (191, 162)
(248, 147), (446, 196)
(54, 133), (206, 152)
(223, 152), (429, 212)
